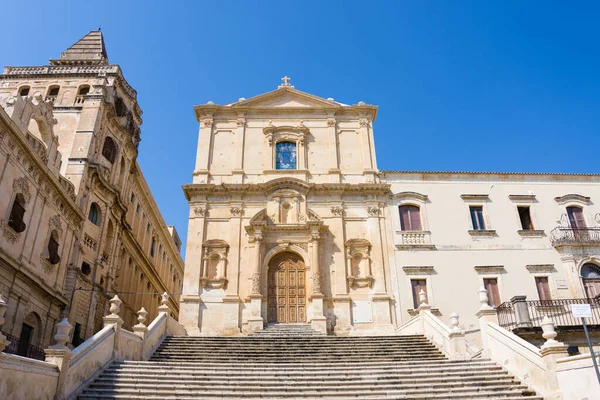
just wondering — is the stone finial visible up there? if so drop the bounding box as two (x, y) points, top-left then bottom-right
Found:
(418, 289), (427, 305)
(450, 312), (460, 332)
(541, 316), (560, 346)
(158, 292), (170, 316)
(109, 295), (122, 316)
(52, 318), (72, 349)
(0, 295), (7, 328)
(137, 307), (148, 326)
(478, 286), (493, 310)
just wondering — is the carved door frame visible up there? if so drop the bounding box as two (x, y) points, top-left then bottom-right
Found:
(267, 252), (307, 324)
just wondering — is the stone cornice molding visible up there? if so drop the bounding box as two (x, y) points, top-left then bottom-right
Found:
(0, 108), (84, 225)
(461, 194), (490, 202)
(525, 264), (555, 273)
(402, 266), (434, 275)
(389, 191), (428, 203)
(183, 182), (390, 201)
(474, 265), (505, 274)
(508, 194), (537, 202)
(554, 194), (591, 206)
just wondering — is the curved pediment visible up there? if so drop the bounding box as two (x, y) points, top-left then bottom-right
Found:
(554, 193), (591, 205)
(263, 177), (311, 194)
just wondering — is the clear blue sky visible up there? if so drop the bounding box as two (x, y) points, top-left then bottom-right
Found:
(2, 1), (599, 254)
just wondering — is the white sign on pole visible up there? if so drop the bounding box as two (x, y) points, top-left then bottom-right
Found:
(571, 304), (593, 318)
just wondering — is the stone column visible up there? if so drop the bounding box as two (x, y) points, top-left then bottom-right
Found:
(44, 318), (73, 400)
(539, 316), (569, 400)
(511, 295), (533, 328)
(326, 116), (341, 183)
(476, 287), (499, 358)
(309, 226), (327, 334)
(179, 204), (207, 335)
(232, 117), (246, 183)
(247, 229), (264, 333)
(331, 204), (352, 336)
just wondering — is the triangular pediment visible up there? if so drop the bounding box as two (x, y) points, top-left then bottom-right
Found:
(231, 87), (343, 109)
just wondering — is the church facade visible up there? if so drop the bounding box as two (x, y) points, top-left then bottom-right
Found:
(180, 78), (600, 337)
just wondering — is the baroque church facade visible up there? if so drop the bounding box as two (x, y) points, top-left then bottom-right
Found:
(181, 77), (600, 338)
(0, 31), (184, 354)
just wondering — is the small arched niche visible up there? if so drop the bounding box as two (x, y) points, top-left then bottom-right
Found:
(200, 239), (229, 289)
(345, 239), (374, 289)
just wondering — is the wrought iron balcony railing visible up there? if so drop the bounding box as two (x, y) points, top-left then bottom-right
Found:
(497, 297), (600, 333)
(550, 227), (600, 247)
(1, 331), (46, 361)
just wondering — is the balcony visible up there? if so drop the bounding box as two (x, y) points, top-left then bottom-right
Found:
(550, 227), (600, 248)
(1, 331), (46, 361)
(497, 297), (600, 334)
(395, 230), (435, 250)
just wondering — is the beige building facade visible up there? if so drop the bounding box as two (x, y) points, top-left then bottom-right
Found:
(181, 78), (600, 337)
(0, 31), (184, 355)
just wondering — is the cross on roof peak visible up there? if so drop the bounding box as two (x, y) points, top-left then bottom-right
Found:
(278, 76), (294, 89)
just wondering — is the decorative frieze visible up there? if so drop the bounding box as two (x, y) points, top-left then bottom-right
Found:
(366, 206), (380, 217)
(48, 215), (63, 238)
(330, 206), (344, 217)
(230, 207), (244, 217)
(13, 177), (31, 203)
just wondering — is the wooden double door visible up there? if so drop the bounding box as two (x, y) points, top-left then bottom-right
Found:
(267, 253), (306, 323)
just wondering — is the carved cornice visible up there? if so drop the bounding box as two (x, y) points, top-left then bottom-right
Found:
(460, 194), (490, 202)
(182, 181), (391, 201)
(474, 265), (505, 274)
(508, 194), (536, 202)
(554, 194), (591, 205)
(402, 266), (434, 275)
(525, 264), (555, 273)
(389, 191), (428, 203)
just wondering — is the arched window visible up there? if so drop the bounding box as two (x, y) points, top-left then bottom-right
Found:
(47, 86), (60, 100)
(115, 97), (127, 117)
(77, 85), (90, 96)
(18, 86), (30, 96)
(8, 193), (27, 233)
(102, 137), (118, 163)
(567, 206), (586, 229)
(582, 263), (600, 299)
(88, 203), (101, 226)
(47, 231), (60, 265)
(399, 205), (422, 231)
(81, 262), (91, 275)
(275, 142), (297, 170)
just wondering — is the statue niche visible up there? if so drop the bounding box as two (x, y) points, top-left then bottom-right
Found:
(200, 239), (229, 289)
(345, 239), (374, 289)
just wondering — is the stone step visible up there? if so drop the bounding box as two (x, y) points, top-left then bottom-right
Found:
(79, 386), (536, 398)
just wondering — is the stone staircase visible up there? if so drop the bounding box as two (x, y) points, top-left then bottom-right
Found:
(78, 325), (542, 399)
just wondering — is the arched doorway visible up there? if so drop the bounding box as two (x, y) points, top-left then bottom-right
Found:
(582, 263), (600, 299)
(267, 252), (306, 323)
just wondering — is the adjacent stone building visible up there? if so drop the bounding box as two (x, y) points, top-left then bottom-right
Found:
(0, 31), (184, 355)
(181, 78), (600, 339)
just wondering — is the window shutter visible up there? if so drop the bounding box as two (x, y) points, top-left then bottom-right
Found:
(535, 277), (551, 301)
(567, 207), (586, 229)
(484, 278), (500, 307)
(411, 279), (427, 309)
(409, 207), (422, 231)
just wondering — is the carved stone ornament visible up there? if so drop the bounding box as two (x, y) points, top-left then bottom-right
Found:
(40, 255), (56, 274)
(48, 215), (63, 238)
(193, 206), (207, 217)
(13, 177), (31, 203)
(359, 118), (369, 127)
(366, 206), (380, 217)
(327, 119), (336, 127)
(203, 119), (213, 127)
(0, 219), (22, 244)
(251, 272), (261, 294)
(330, 206), (344, 217)
(230, 207), (244, 217)
(313, 271), (321, 293)
(236, 119), (246, 127)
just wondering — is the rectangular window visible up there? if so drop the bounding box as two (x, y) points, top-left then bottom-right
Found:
(535, 277), (551, 300)
(517, 206), (534, 230)
(130, 193), (135, 203)
(411, 279), (427, 309)
(8, 200), (26, 232)
(470, 206), (486, 230)
(483, 278), (500, 307)
(136, 204), (141, 214)
(399, 205), (422, 231)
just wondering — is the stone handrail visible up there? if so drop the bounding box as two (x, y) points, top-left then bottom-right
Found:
(0, 293), (187, 400)
(396, 296), (467, 360)
(64, 325), (115, 399)
(476, 287), (569, 400)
